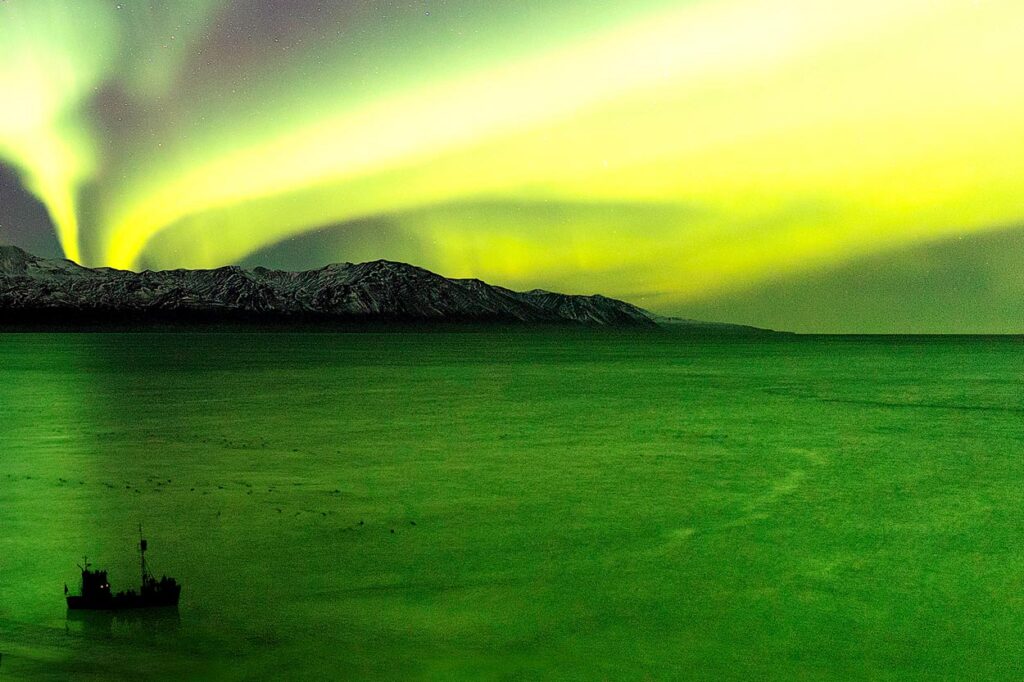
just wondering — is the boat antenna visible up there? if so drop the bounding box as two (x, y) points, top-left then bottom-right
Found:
(139, 524), (149, 584)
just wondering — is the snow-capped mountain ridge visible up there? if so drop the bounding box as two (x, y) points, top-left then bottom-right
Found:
(0, 246), (657, 326)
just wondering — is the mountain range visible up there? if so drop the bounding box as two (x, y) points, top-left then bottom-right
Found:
(0, 245), (777, 333)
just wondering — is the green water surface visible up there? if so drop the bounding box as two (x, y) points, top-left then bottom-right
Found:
(2, 332), (1024, 679)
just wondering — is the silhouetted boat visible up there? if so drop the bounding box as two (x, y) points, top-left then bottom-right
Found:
(66, 526), (181, 610)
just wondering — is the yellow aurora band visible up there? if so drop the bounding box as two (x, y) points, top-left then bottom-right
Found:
(3, 0), (1024, 312)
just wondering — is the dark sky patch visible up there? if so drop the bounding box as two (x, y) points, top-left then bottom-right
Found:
(0, 162), (62, 259)
(237, 216), (424, 272)
(679, 227), (1024, 334)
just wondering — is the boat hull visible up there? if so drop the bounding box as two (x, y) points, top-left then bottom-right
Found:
(66, 588), (181, 611)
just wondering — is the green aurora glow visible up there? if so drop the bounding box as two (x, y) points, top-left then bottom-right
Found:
(4, 0), (1024, 331)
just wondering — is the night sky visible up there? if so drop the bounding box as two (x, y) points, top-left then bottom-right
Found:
(3, 0), (1024, 332)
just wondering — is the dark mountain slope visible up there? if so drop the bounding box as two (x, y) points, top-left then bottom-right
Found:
(0, 246), (656, 327)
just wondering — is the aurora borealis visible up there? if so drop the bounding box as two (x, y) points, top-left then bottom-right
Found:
(5, 0), (1024, 332)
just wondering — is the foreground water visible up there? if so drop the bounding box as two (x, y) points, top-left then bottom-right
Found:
(2, 332), (1024, 679)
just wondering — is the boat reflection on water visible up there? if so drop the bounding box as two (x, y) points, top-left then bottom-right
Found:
(65, 606), (181, 638)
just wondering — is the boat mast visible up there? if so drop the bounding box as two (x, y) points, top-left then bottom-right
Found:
(139, 524), (148, 584)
